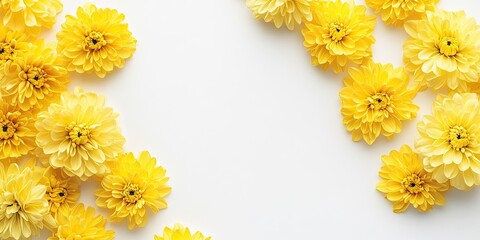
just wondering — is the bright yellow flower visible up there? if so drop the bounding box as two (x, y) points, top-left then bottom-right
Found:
(365, 0), (439, 26)
(0, 25), (31, 64)
(377, 145), (449, 213)
(0, 101), (36, 159)
(1, 41), (70, 111)
(56, 3), (137, 78)
(35, 88), (125, 180)
(415, 93), (480, 190)
(49, 203), (114, 240)
(302, 0), (376, 73)
(0, 163), (55, 239)
(96, 151), (171, 229)
(154, 224), (211, 240)
(0, 0), (63, 36)
(40, 167), (80, 219)
(246, 0), (312, 30)
(403, 10), (480, 91)
(339, 61), (419, 145)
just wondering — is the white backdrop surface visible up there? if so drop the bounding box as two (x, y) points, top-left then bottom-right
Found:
(34, 0), (480, 239)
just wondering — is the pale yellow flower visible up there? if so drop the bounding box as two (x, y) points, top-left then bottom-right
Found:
(0, 101), (36, 159)
(154, 224), (211, 240)
(56, 3), (137, 78)
(40, 167), (80, 219)
(96, 151), (171, 229)
(415, 93), (480, 190)
(35, 88), (125, 180)
(302, 0), (376, 73)
(0, 25), (31, 64)
(340, 61), (419, 145)
(366, 0), (439, 26)
(403, 10), (480, 91)
(0, 0), (63, 36)
(246, 0), (312, 30)
(1, 41), (70, 111)
(0, 163), (55, 239)
(49, 203), (114, 240)
(377, 145), (449, 213)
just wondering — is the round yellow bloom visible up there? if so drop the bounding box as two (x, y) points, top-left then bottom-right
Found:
(365, 0), (439, 26)
(40, 167), (80, 219)
(403, 10), (480, 91)
(49, 203), (114, 240)
(154, 224), (211, 240)
(339, 61), (419, 145)
(377, 145), (449, 213)
(1, 41), (70, 111)
(246, 0), (312, 30)
(415, 93), (480, 190)
(0, 102), (36, 159)
(0, 163), (55, 239)
(0, 26), (31, 64)
(302, 0), (376, 73)
(56, 3), (137, 78)
(0, 0), (63, 36)
(35, 88), (126, 180)
(96, 151), (171, 229)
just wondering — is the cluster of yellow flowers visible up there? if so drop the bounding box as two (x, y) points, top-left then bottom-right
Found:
(248, 0), (480, 213)
(0, 1), (210, 240)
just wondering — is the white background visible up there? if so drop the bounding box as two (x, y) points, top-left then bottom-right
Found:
(33, 0), (480, 239)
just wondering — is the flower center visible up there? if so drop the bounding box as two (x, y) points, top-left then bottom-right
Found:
(402, 174), (425, 194)
(329, 23), (347, 42)
(438, 37), (459, 57)
(449, 125), (470, 151)
(368, 93), (391, 111)
(83, 31), (107, 51)
(3, 193), (21, 218)
(0, 118), (16, 140)
(47, 187), (68, 204)
(0, 42), (14, 61)
(24, 66), (47, 88)
(122, 183), (143, 204)
(66, 123), (92, 146)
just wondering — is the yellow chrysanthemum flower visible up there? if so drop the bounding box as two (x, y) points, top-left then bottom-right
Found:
(376, 145), (449, 213)
(0, 0), (63, 36)
(49, 203), (114, 240)
(302, 0), (376, 73)
(403, 10), (480, 91)
(1, 41), (70, 111)
(40, 167), (80, 219)
(339, 61), (419, 145)
(246, 0), (312, 30)
(0, 101), (36, 159)
(365, 0), (439, 26)
(0, 163), (55, 239)
(96, 151), (171, 229)
(35, 88), (125, 180)
(415, 93), (480, 190)
(154, 224), (211, 240)
(0, 25), (31, 64)
(56, 3), (137, 78)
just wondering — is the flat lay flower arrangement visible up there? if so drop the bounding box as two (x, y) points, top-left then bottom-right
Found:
(247, 0), (480, 213)
(0, 1), (209, 240)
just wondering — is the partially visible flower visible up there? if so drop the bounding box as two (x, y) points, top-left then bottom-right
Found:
(339, 61), (419, 145)
(56, 3), (137, 78)
(96, 151), (171, 229)
(49, 203), (114, 240)
(1, 41), (70, 111)
(154, 224), (211, 240)
(0, 25), (31, 64)
(377, 145), (449, 213)
(40, 167), (80, 219)
(35, 88), (125, 180)
(0, 101), (36, 159)
(365, 0), (439, 26)
(0, 0), (63, 36)
(302, 0), (376, 73)
(415, 93), (480, 190)
(0, 163), (55, 239)
(246, 0), (312, 30)
(403, 10), (480, 91)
